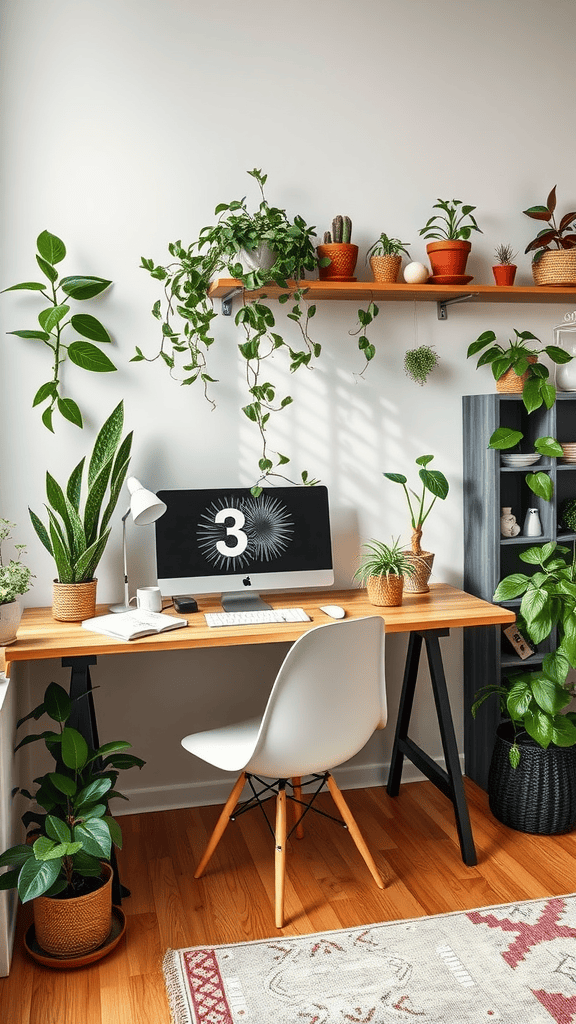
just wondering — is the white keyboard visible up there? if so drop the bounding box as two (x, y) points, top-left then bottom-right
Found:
(205, 607), (311, 628)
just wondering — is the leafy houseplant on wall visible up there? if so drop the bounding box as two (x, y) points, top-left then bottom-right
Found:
(1, 230), (116, 431)
(0, 682), (144, 958)
(29, 401), (132, 621)
(353, 537), (415, 607)
(366, 234), (411, 284)
(492, 244), (518, 286)
(467, 328), (572, 411)
(138, 169), (322, 494)
(317, 215), (358, 282)
(0, 520), (34, 645)
(472, 542), (576, 834)
(419, 198), (482, 280)
(382, 455), (449, 593)
(523, 186), (576, 286)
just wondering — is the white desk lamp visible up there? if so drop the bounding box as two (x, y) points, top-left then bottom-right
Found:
(109, 476), (167, 613)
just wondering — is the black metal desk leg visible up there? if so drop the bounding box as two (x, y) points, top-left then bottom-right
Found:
(386, 632), (423, 798)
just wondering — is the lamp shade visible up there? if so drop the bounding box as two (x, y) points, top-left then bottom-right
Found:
(127, 476), (167, 526)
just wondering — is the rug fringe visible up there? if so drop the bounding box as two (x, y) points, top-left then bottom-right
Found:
(163, 948), (192, 1024)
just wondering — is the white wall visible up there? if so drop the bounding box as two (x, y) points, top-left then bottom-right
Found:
(2, 0), (576, 813)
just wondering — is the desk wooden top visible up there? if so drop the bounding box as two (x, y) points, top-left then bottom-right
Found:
(1, 585), (514, 673)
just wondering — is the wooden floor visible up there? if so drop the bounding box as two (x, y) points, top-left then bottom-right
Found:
(1, 778), (575, 1024)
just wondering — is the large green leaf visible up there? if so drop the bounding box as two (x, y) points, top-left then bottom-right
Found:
(383, 472), (407, 485)
(551, 716), (576, 746)
(88, 402), (124, 489)
(100, 451), (132, 536)
(419, 468), (449, 500)
(488, 427), (523, 450)
(38, 304), (70, 334)
(60, 727), (88, 771)
(44, 682), (72, 723)
(9, 330), (51, 341)
(70, 314), (111, 343)
(29, 507), (53, 556)
(524, 708), (553, 748)
(73, 528), (111, 582)
(493, 574), (529, 601)
(104, 815), (123, 849)
(36, 255), (58, 283)
(83, 456), (114, 547)
(48, 772), (77, 797)
(60, 276), (112, 300)
(45, 816), (71, 844)
(66, 457), (85, 512)
(37, 230), (66, 265)
(531, 675), (570, 714)
(526, 472), (553, 501)
(0, 845), (34, 869)
(57, 397), (83, 428)
(75, 777), (112, 812)
(67, 342), (116, 373)
(2, 281), (46, 292)
(17, 855), (61, 903)
(47, 509), (74, 582)
(73, 818), (112, 860)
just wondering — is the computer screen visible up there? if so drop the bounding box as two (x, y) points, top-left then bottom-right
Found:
(154, 486), (334, 609)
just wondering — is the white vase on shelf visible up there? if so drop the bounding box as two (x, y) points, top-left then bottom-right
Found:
(523, 508), (542, 537)
(556, 343), (576, 391)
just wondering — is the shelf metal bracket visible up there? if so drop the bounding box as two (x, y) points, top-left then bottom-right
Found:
(221, 287), (243, 316)
(437, 293), (479, 320)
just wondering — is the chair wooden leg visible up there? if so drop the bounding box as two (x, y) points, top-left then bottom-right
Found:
(274, 782), (287, 927)
(194, 772), (246, 879)
(326, 774), (385, 889)
(291, 777), (304, 839)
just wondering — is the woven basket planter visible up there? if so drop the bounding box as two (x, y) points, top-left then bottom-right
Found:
(496, 356), (537, 394)
(402, 551), (434, 593)
(370, 255), (402, 283)
(317, 243), (358, 282)
(532, 249), (576, 286)
(33, 862), (113, 958)
(366, 574), (404, 607)
(488, 724), (576, 834)
(426, 240), (471, 277)
(52, 579), (97, 622)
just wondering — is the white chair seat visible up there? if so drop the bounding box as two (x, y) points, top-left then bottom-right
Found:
(182, 717), (261, 773)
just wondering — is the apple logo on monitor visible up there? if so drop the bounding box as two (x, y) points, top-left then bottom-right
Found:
(242, 576), (252, 587)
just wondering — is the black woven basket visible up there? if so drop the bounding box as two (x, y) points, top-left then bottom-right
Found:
(488, 723), (576, 835)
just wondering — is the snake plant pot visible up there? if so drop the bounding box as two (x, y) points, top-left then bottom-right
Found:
(488, 723), (576, 835)
(0, 600), (22, 645)
(370, 255), (402, 283)
(52, 579), (97, 622)
(402, 552), (434, 593)
(317, 243), (358, 282)
(366, 574), (404, 607)
(33, 862), (113, 958)
(426, 240), (471, 278)
(532, 249), (576, 286)
(492, 264), (517, 286)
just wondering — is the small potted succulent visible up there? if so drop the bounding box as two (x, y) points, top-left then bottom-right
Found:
(354, 537), (415, 607)
(523, 186), (576, 286)
(492, 244), (518, 286)
(317, 215), (358, 281)
(382, 455), (449, 593)
(419, 198), (482, 279)
(403, 345), (439, 386)
(366, 234), (411, 283)
(0, 520), (34, 645)
(467, 328), (571, 411)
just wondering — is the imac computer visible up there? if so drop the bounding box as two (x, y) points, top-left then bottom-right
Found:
(154, 485), (334, 610)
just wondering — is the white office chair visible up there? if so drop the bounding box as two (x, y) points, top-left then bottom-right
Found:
(181, 615), (388, 927)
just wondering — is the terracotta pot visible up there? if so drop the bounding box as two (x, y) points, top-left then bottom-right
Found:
(426, 240), (471, 277)
(492, 264), (517, 286)
(317, 244), (358, 282)
(496, 356), (537, 394)
(366, 574), (404, 607)
(33, 862), (113, 958)
(532, 249), (576, 286)
(0, 600), (22, 645)
(52, 579), (97, 622)
(370, 254), (402, 283)
(402, 551), (434, 593)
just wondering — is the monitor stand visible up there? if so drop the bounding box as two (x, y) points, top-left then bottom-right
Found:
(221, 592), (272, 612)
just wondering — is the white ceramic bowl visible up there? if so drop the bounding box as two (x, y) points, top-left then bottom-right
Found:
(501, 454), (541, 467)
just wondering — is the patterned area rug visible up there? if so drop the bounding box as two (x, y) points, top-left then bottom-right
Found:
(163, 894), (576, 1023)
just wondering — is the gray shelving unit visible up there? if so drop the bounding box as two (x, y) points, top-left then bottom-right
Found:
(462, 392), (576, 787)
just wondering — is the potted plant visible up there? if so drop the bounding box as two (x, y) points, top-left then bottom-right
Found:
(0, 520), (34, 645)
(353, 537), (415, 607)
(382, 455), (449, 593)
(29, 401), (132, 621)
(523, 186), (576, 286)
(403, 345), (439, 386)
(0, 681), (144, 958)
(466, 327), (571, 411)
(418, 198), (482, 279)
(366, 234), (411, 283)
(492, 244), (518, 286)
(138, 169), (322, 493)
(316, 215), (358, 281)
(1, 230), (116, 431)
(472, 541), (576, 834)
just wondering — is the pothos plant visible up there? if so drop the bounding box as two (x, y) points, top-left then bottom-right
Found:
(2, 230), (116, 431)
(488, 426), (563, 503)
(137, 169), (324, 494)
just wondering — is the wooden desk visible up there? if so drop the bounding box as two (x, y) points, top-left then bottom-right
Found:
(2, 585), (514, 871)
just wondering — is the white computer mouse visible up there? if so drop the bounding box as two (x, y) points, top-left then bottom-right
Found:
(319, 604), (346, 619)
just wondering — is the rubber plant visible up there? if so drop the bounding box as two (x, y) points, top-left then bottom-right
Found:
(137, 169), (323, 495)
(2, 230), (116, 431)
(523, 186), (576, 264)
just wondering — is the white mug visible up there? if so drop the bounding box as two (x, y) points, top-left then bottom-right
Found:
(136, 586), (163, 613)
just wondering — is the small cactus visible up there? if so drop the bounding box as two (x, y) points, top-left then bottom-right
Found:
(342, 216), (352, 244)
(323, 230), (332, 244)
(329, 215), (352, 244)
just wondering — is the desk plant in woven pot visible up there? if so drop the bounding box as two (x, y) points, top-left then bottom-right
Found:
(382, 455), (449, 593)
(354, 537), (415, 607)
(418, 198), (482, 279)
(366, 234), (411, 283)
(0, 681), (144, 958)
(523, 186), (576, 286)
(467, 328), (571, 410)
(29, 401), (132, 621)
(0, 520), (34, 645)
(473, 541), (576, 834)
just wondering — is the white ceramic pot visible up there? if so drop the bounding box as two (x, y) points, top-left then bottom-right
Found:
(556, 342), (576, 391)
(0, 600), (22, 645)
(235, 244), (277, 275)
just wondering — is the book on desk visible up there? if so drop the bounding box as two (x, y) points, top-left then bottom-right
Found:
(82, 610), (187, 641)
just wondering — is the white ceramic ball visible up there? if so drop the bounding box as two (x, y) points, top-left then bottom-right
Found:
(403, 262), (429, 284)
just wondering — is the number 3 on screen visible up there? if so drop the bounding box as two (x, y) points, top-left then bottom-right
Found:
(214, 507), (248, 557)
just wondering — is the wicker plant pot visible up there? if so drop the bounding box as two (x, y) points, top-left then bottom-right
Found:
(488, 723), (576, 834)
(402, 551), (434, 593)
(370, 255), (402, 283)
(426, 240), (471, 278)
(366, 574), (404, 607)
(317, 244), (358, 282)
(492, 264), (517, 286)
(496, 356), (537, 394)
(52, 579), (97, 622)
(532, 249), (576, 286)
(33, 862), (113, 958)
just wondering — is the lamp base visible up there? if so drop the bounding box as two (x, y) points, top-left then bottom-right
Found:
(108, 602), (133, 614)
